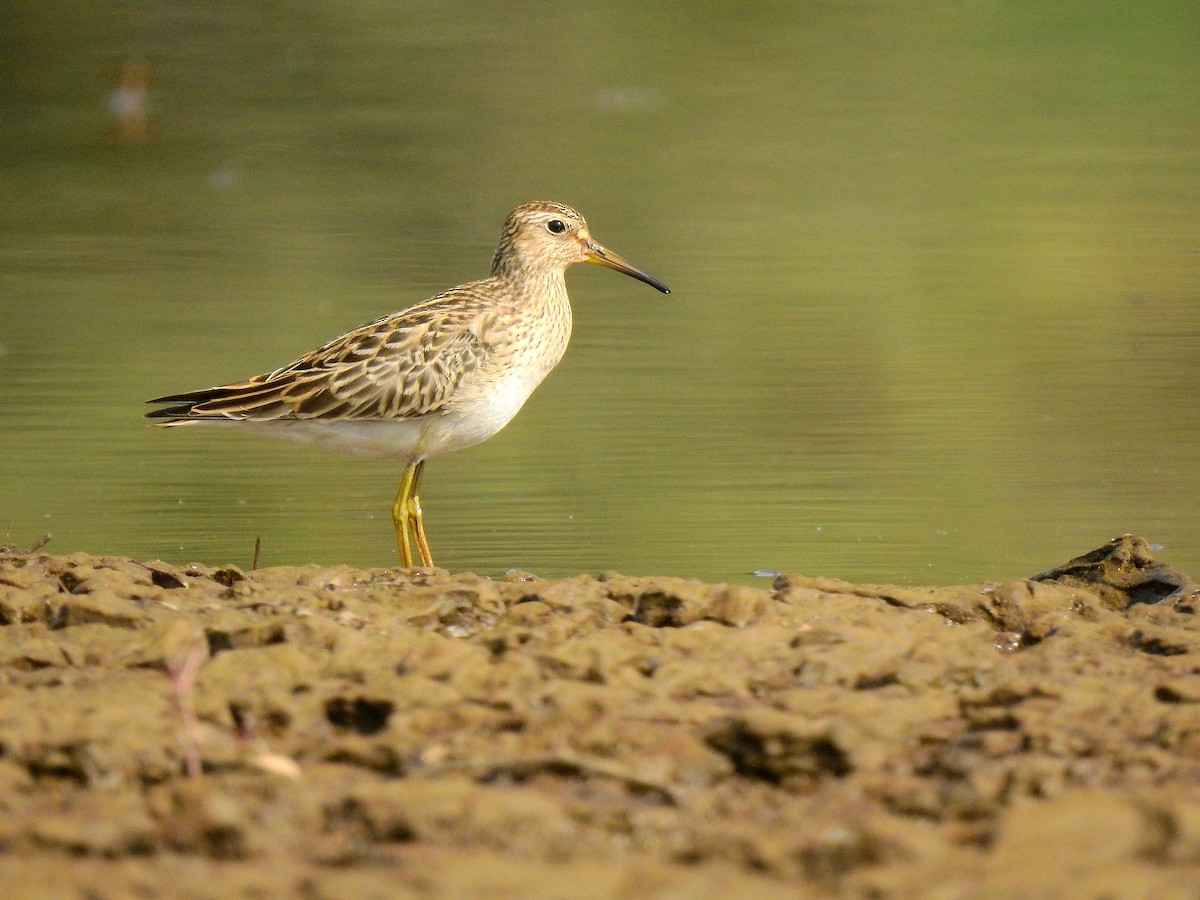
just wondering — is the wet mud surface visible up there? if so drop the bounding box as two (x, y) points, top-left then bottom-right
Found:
(1, 535), (1199, 898)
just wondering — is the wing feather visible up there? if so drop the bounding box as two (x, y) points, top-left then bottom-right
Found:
(147, 285), (496, 423)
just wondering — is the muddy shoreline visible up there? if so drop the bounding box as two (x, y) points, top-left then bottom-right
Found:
(1, 535), (1198, 897)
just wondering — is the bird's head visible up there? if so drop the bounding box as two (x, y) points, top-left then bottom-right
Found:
(492, 200), (669, 294)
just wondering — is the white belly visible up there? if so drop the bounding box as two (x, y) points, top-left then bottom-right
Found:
(189, 367), (544, 462)
(224, 417), (430, 459)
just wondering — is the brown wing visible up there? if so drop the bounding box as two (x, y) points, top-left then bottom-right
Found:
(147, 286), (495, 423)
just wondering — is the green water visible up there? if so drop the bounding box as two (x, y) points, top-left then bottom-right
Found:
(3, 2), (1199, 584)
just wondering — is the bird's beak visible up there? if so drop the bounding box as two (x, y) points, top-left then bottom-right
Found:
(584, 240), (670, 294)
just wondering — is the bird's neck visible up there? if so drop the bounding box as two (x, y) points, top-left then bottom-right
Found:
(493, 267), (570, 314)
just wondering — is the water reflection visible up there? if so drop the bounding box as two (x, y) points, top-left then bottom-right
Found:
(1, 2), (1198, 584)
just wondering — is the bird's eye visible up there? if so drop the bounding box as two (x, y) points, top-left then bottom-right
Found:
(546, 219), (567, 235)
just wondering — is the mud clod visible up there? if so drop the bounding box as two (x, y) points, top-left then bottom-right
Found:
(0, 537), (1198, 894)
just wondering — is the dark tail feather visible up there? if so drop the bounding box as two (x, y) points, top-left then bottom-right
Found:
(145, 378), (293, 421)
(146, 403), (200, 420)
(145, 385), (246, 420)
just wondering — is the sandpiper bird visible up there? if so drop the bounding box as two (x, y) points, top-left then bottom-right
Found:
(146, 201), (670, 567)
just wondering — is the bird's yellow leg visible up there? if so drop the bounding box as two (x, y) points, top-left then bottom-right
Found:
(392, 462), (418, 567)
(406, 460), (434, 567)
